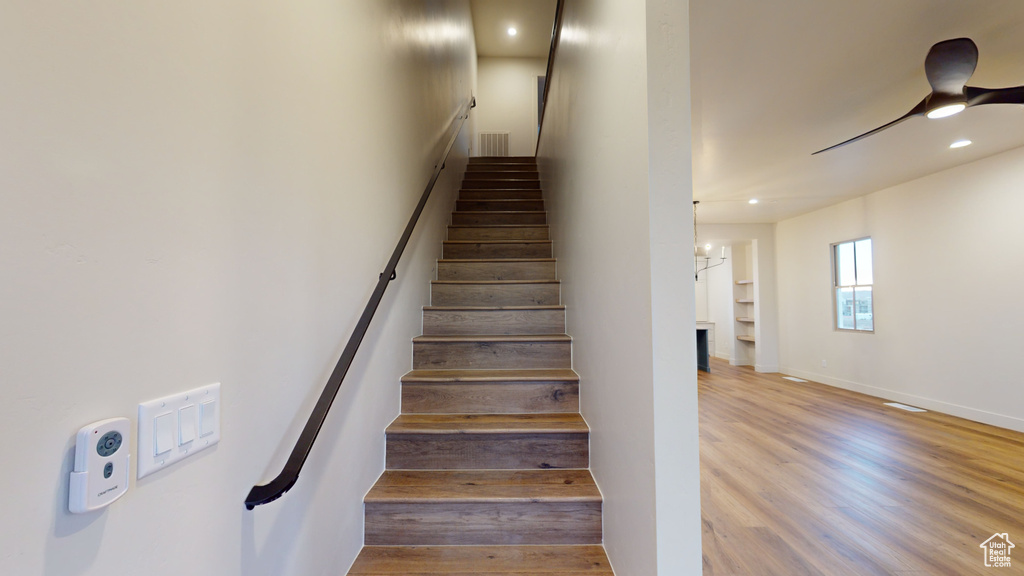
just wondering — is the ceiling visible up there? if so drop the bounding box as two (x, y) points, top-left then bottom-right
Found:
(471, 0), (557, 58)
(691, 0), (1024, 223)
(470, 1), (1024, 224)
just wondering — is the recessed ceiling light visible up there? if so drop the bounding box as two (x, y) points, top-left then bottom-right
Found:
(950, 139), (972, 149)
(748, 199), (759, 205)
(507, 27), (517, 36)
(926, 103), (966, 119)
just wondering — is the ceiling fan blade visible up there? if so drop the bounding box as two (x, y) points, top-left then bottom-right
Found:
(812, 98), (927, 155)
(966, 85), (1024, 107)
(924, 38), (978, 95)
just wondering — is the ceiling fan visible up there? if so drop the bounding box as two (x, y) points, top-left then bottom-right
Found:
(814, 38), (1024, 154)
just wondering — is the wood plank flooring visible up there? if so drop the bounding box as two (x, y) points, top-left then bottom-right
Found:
(700, 357), (1024, 576)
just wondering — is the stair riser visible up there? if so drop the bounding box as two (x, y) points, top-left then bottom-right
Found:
(457, 200), (545, 212)
(442, 242), (552, 259)
(436, 261), (556, 281)
(451, 212), (546, 226)
(469, 156), (536, 164)
(462, 180), (540, 190)
(386, 433), (589, 469)
(447, 226), (549, 241)
(413, 341), (570, 369)
(402, 382), (579, 413)
(431, 282), (560, 306)
(460, 171), (540, 180)
(459, 189), (543, 200)
(465, 167), (538, 175)
(423, 309), (565, 335)
(364, 501), (601, 546)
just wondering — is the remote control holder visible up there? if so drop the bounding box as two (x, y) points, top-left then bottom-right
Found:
(69, 417), (130, 513)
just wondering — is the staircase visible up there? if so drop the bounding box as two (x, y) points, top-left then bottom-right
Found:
(347, 157), (613, 574)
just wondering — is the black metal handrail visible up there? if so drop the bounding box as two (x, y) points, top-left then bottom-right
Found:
(536, 0), (565, 155)
(245, 96), (476, 510)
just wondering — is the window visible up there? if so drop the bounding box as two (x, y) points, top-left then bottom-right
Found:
(832, 238), (873, 332)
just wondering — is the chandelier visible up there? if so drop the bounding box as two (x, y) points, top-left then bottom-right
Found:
(693, 200), (726, 281)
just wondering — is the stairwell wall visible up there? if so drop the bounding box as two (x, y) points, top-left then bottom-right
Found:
(475, 57), (548, 157)
(0, 2), (475, 575)
(536, 0), (701, 574)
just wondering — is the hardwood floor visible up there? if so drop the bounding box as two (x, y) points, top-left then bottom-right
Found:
(700, 358), (1024, 576)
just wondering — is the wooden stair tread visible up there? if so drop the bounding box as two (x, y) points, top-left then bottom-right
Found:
(386, 413), (588, 434)
(464, 177), (540, 181)
(423, 305), (564, 311)
(432, 279), (560, 285)
(444, 240), (551, 245)
(349, 545), (612, 574)
(403, 369), (578, 382)
(453, 211), (546, 215)
(365, 470), (600, 502)
(413, 334), (570, 343)
(437, 258), (556, 264)
(448, 224), (548, 228)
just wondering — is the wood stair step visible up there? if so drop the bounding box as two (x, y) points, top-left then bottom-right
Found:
(459, 189), (543, 200)
(349, 545), (613, 574)
(451, 211), (546, 226)
(364, 470), (601, 546)
(412, 334), (571, 370)
(387, 412), (588, 434)
(463, 169), (540, 177)
(447, 225), (549, 241)
(460, 170), (540, 180)
(457, 199), (545, 212)
(386, 413), (589, 470)
(436, 259), (556, 281)
(423, 305), (565, 335)
(402, 368), (579, 414)
(366, 469), (599, 501)
(431, 280), (560, 306)
(461, 179), (540, 190)
(468, 156), (536, 164)
(443, 240), (552, 259)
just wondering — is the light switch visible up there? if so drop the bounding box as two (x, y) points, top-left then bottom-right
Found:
(137, 382), (221, 479)
(199, 400), (216, 437)
(155, 412), (174, 455)
(178, 405), (196, 445)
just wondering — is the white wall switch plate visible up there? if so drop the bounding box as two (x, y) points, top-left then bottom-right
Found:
(137, 383), (220, 479)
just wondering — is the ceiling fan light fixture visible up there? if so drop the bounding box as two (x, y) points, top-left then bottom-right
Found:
(926, 102), (966, 119)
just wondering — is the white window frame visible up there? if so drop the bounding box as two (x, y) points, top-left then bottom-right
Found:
(831, 237), (874, 333)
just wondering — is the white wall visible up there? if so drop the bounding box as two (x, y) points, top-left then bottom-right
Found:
(776, 145), (1024, 433)
(706, 246), (734, 360)
(0, 1), (476, 575)
(475, 57), (547, 156)
(537, 0), (701, 574)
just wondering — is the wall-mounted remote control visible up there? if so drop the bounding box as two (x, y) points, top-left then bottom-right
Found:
(69, 418), (130, 513)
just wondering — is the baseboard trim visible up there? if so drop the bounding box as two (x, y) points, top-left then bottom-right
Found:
(779, 366), (1024, 434)
(755, 364), (779, 374)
